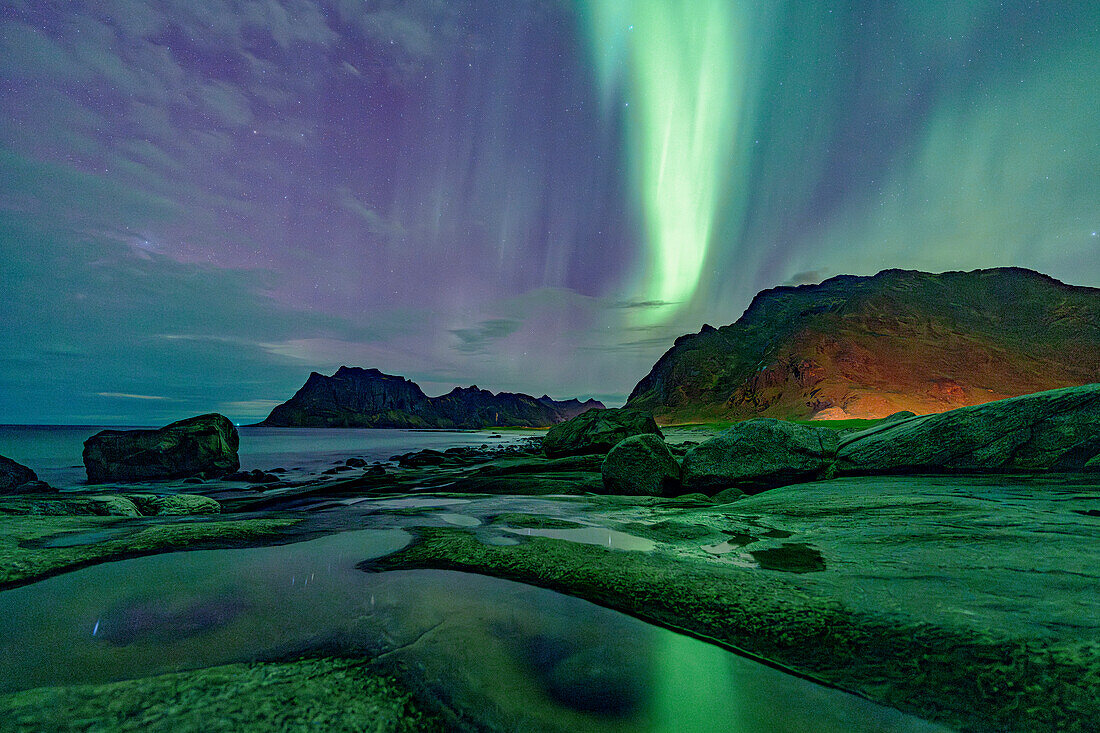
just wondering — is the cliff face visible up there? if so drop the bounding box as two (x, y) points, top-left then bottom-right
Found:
(626, 268), (1100, 422)
(260, 366), (605, 428)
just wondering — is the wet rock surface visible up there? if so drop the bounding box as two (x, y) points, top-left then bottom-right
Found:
(364, 474), (1100, 732)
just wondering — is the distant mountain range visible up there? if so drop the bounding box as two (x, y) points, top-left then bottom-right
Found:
(626, 267), (1100, 422)
(259, 366), (605, 428)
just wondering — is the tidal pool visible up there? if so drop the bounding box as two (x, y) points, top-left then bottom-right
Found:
(0, 527), (947, 732)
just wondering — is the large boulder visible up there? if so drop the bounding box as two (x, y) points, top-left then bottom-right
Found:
(601, 434), (681, 496)
(543, 408), (662, 458)
(83, 414), (240, 483)
(0, 455), (39, 494)
(681, 419), (838, 495)
(837, 383), (1100, 474)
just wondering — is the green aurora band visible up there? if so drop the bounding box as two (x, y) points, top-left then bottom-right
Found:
(581, 1), (757, 323)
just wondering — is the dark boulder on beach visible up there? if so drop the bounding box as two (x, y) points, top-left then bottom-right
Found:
(0, 455), (40, 494)
(83, 414), (240, 483)
(543, 408), (662, 458)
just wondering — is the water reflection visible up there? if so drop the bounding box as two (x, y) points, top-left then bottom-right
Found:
(0, 528), (946, 732)
(501, 525), (657, 552)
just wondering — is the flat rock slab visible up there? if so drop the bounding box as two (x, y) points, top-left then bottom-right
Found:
(369, 475), (1100, 732)
(0, 514), (301, 590)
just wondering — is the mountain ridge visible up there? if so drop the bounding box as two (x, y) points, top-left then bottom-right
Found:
(626, 267), (1100, 422)
(260, 366), (605, 428)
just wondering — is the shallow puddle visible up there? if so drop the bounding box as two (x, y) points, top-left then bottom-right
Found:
(0, 528), (946, 732)
(361, 496), (472, 508)
(502, 525), (657, 552)
(439, 513), (482, 527)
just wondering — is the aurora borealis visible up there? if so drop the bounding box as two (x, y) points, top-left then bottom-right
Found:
(1, 1), (1098, 424)
(581, 0), (749, 324)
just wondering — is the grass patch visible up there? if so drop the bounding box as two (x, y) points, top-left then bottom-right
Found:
(789, 418), (885, 431)
(664, 417), (887, 432)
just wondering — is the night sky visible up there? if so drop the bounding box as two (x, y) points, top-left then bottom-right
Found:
(1, 1), (1098, 425)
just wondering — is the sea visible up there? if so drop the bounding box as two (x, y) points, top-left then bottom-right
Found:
(0, 425), (542, 489)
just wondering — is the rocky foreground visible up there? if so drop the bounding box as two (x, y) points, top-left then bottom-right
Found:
(0, 384), (1097, 730)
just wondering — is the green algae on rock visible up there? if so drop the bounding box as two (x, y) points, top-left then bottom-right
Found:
(0, 657), (443, 733)
(0, 492), (221, 518)
(489, 513), (585, 530)
(0, 514), (301, 590)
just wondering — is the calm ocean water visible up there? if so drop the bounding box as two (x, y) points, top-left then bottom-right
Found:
(0, 425), (541, 489)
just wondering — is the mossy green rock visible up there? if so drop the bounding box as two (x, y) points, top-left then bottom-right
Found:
(127, 494), (221, 516)
(837, 383), (1100, 473)
(600, 434), (680, 496)
(0, 657), (443, 732)
(682, 418), (838, 494)
(0, 514), (299, 589)
(543, 408), (662, 458)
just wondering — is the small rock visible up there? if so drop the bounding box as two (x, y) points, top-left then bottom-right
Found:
(712, 487), (745, 503)
(127, 494), (221, 516)
(322, 466), (354, 475)
(88, 495), (143, 517)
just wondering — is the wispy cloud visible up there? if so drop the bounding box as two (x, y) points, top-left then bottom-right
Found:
(97, 392), (172, 401)
(336, 188), (404, 239)
(782, 270), (830, 287)
(450, 318), (522, 354)
(219, 399), (283, 417)
(608, 299), (677, 309)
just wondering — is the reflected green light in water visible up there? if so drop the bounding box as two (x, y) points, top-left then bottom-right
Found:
(651, 631), (744, 732)
(581, 1), (749, 322)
